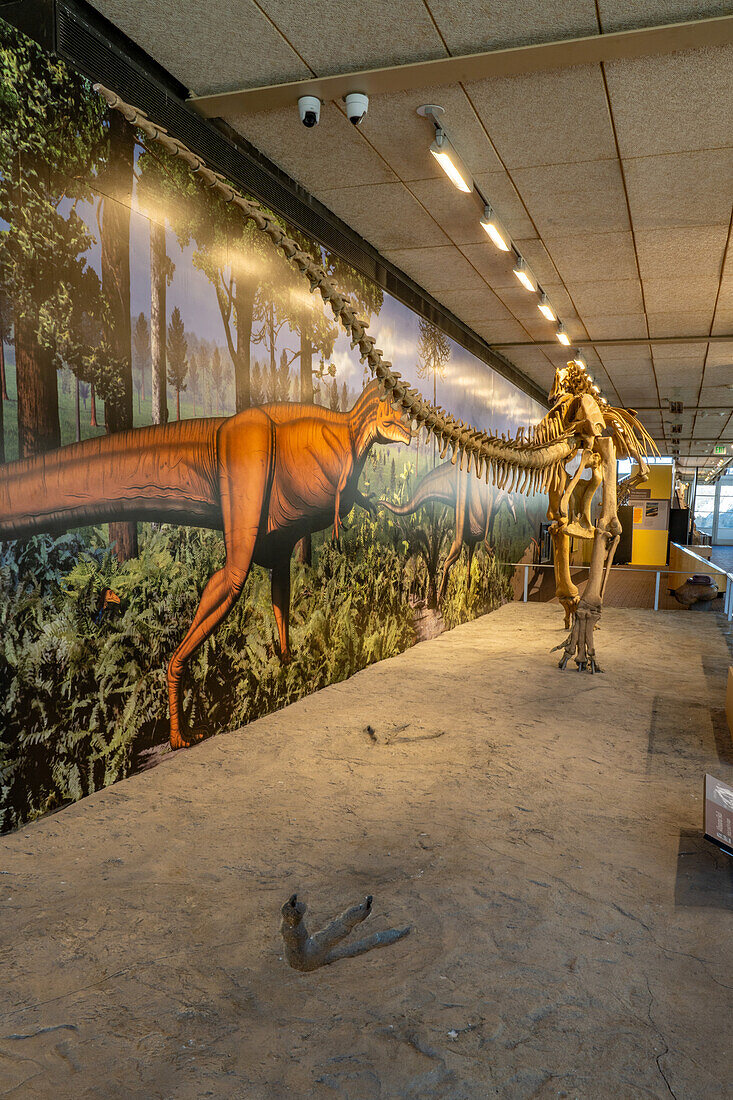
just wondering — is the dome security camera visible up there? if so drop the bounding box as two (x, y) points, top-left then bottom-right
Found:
(298, 95), (321, 128)
(344, 92), (369, 126)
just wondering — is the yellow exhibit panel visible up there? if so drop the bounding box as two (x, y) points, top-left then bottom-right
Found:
(629, 462), (674, 567)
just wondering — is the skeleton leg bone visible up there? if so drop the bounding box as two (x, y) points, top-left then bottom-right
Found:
(554, 437), (620, 673)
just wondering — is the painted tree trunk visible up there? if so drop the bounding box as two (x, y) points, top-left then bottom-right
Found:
(234, 278), (254, 412)
(90, 382), (98, 427)
(150, 221), (168, 426)
(176, 388), (181, 420)
(0, 339), (8, 401)
(14, 314), (60, 458)
(0, 360), (4, 464)
(75, 375), (81, 443)
(101, 109), (137, 561)
(295, 331), (314, 566)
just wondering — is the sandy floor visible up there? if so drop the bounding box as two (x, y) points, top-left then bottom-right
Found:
(1, 603), (732, 1099)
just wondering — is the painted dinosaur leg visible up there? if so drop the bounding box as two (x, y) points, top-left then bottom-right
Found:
(438, 536), (463, 604)
(271, 552), (292, 662)
(438, 472), (468, 604)
(167, 416), (272, 749)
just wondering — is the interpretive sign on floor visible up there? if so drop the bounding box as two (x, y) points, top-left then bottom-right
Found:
(704, 774), (733, 856)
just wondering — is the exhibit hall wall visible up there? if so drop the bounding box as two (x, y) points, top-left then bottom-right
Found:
(0, 20), (547, 829)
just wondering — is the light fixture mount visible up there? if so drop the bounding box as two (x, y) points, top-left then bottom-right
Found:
(416, 104), (445, 120)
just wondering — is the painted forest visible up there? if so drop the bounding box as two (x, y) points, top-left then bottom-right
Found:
(0, 19), (544, 830)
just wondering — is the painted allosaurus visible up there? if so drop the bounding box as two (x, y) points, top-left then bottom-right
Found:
(0, 383), (410, 748)
(380, 462), (516, 603)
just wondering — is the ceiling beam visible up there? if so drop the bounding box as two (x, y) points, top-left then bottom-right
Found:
(493, 334), (733, 348)
(188, 15), (733, 117)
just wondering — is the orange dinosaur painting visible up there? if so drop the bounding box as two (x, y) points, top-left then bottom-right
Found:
(0, 381), (410, 748)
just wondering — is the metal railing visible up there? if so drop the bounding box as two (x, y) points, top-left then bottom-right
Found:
(500, 555), (733, 620)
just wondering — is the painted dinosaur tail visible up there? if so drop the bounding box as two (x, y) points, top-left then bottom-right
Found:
(380, 464), (454, 515)
(0, 419), (224, 540)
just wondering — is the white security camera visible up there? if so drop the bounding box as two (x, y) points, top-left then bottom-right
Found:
(298, 95), (321, 128)
(344, 92), (369, 126)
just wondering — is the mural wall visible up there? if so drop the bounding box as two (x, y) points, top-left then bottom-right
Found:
(0, 20), (547, 829)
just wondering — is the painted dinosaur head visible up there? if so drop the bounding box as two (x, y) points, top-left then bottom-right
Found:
(376, 398), (412, 445)
(358, 380), (411, 445)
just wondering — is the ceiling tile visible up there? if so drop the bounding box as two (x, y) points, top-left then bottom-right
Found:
(542, 231), (639, 282)
(634, 225), (729, 281)
(381, 245), (487, 293)
(623, 148), (733, 231)
(597, 345), (654, 364)
(530, 280), (576, 317)
(703, 361), (733, 388)
(604, 45), (733, 157)
(706, 343), (733, 367)
(406, 177), (490, 245)
(503, 345), (554, 373)
(232, 103), (396, 190)
(583, 314), (649, 339)
(647, 311), (714, 337)
(473, 318), (533, 343)
(599, 1), (732, 31)
(428, 0), (597, 54)
(90, 0), (309, 94)
(438, 286), (514, 323)
(318, 182), (449, 249)
(565, 279), (644, 316)
(712, 313), (733, 336)
(510, 160), (629, 234)
(495, 284), (555, 319)
(256, 0), (446, 73)
(651, 341), (709, 360)
(464, 64), (615, 169)
(472, 171), (537, 237)
(511, 238), (560, 285)
(459, 241), (522, 287)
(642, 277), (721, 314)
(715, 276), (733, 312)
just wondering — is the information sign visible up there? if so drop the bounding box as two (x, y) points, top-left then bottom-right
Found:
(704, 774), (733, 857)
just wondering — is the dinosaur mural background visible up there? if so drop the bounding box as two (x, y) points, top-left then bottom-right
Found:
(0, 19), (547, 829)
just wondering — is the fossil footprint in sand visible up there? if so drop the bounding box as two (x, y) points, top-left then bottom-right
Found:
(280, 893), (411, 972)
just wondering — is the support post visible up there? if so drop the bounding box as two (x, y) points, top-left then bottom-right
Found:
(523, 564), (529, 602)
(654, 570), (660, 611)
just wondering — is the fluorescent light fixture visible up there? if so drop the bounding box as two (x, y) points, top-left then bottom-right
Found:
(430, 129), (472, 193)
(572, 350), (586, 369)
(538, 292), (555, 322)
(480, 204), (510, 251)
(556, 323), (570, 346)
(512, 257), (536, 292)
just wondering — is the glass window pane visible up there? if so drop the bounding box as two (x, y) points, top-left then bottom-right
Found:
(717, 482), (733, 542)
(694, 485), (716, 537)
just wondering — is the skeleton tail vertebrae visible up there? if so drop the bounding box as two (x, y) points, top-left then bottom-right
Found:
(96, 85), (576, 487)
(0, 420), (222, 539)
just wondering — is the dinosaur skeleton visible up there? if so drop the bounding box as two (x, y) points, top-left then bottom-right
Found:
(90, 87), (655, 675)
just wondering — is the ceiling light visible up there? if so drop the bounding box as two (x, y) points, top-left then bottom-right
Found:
(556, 323), (570, 346)
(429, 129), (472, 193)
(513, 257), (536, 292)
(538, 293), (555, 322)
(480, 204), (510, 251)
(572, 350), (586, 369)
